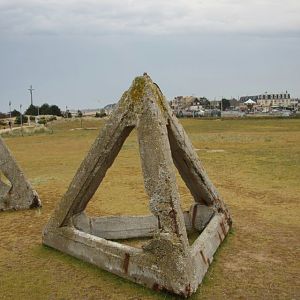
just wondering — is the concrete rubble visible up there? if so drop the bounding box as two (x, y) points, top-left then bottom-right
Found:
(42, 74), (232, 297)
(0, 136), (41, 211)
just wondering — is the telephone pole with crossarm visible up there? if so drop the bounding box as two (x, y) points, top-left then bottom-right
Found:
(28, 85), (35, 106)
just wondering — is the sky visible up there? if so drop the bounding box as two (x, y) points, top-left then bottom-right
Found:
(0, 0), (300, 112)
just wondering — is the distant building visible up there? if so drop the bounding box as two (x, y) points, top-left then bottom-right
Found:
(170, 96), (198, 111)
(239, 95), (259, 103)
(240, 91), (297, 110)
(169, 96), (212, 117)
(209, 100), (221, 109)
(170, 96), (210, 112)
(256, 91), (291, 108)
(208, 98), (239, 110)
(229, 98), (240, 109)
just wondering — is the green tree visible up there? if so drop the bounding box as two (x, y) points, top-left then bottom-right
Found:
(199, 97), (211, 109)
(220, 98), (231, 111)
(77, 110), (83, 117)
(25, 104), (38, 116)
(40, 103), (50, 115)
(11, 109), (20, 117)
(49, 105), (62, 116)
(95, 109), (107, 118)
(64, 110), (72, 118)
(14, 114), (28, 124)
(38, 103), (62, 116)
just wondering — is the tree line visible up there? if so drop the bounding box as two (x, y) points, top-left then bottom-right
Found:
(0, 104), (62, 118)
(24, 104), (62, 116)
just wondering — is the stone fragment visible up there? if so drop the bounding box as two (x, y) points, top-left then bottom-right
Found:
(42, 74), (231, 297)
(0, 136), (41, 211)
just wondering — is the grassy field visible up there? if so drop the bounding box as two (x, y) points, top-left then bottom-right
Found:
(0, 117), (299, 299)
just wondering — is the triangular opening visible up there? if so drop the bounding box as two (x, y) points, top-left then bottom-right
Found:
(0, 171), (12, 197)
(75, 121), (214, 248)
(85, 129), (150, 217)
(82, 128), (154, 248)
(175, 170), (195, 213)
(173, 168), (199, 245)
(166, 124), (215, 245)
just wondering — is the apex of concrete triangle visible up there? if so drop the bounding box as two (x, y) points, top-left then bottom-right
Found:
(116, 73), (169, 118)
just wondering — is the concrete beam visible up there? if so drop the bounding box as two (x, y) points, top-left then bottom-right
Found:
(0, 136), (41, 211)
(72, 204), (214, 240)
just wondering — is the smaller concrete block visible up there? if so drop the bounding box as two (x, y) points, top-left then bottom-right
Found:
(189, 203), (214, 232)
(0, 136), (42, 211)
(73, 212), (195, 240)
(73, 213), (158, 239)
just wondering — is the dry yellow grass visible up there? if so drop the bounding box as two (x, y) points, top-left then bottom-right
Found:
(0, 117), (299, 299)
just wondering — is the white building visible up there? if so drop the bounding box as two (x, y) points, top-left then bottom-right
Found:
(256, 91), (293, 108)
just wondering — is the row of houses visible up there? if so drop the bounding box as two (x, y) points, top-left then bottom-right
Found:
(239, 91), (298, 110)
(169, 91), (299, 116)
(47, 92), (298, 120)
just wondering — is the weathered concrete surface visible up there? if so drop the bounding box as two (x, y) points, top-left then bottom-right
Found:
(72, 205), (213, 240)
(73, 213), (159, 239)
(43, 214), (230, 296)
(189, 203), (214, 232)
(0, 136), (41, 211)
(43, 74), (231, 297)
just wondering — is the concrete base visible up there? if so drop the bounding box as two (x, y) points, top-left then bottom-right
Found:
(43, 212), (229, 297)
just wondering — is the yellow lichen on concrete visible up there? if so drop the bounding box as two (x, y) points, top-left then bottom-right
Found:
(129, 76), (147, 104)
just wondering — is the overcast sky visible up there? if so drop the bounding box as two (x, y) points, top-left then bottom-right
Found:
(0, 0), (300, 112)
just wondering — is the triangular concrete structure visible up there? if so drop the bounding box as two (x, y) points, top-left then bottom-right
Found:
(0, 136), (41, 211)
(42, 74), (232, 297)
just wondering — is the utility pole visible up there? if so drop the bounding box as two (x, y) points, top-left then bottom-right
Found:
(9, 101), (12, 130)
(221, 97), (223, 119)
(28, 85), (35, 106)
(9, 101), (12, 119)
(20, 104), (23, 136)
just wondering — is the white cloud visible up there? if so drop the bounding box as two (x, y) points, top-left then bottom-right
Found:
(0, 0), (299, 36)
